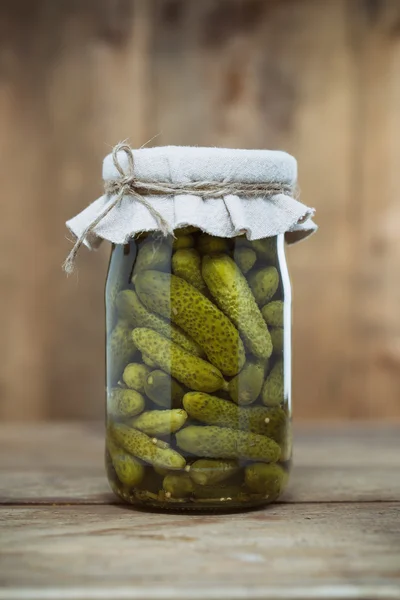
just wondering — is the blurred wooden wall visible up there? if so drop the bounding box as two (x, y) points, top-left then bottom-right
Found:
(0, 0), (399, 421)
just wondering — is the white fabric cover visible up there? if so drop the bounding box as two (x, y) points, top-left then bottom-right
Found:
(66, 146), (317, 248)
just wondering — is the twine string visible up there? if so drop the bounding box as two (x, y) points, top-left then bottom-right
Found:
(63, 142), (295, 274)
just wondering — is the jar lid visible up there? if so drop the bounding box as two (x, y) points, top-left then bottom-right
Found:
(65, 144), (316, 272)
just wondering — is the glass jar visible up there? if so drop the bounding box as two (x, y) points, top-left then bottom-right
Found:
(105, 229), (291, 511)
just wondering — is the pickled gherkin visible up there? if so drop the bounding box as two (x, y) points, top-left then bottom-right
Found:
(245, 463), (287, 498)
(128, 409), (187, 436)
(116, 289), (204, 357)
(176, 425), (281, 462)
(228, 358), (267, 405)
(270, 327), (284, 354)
(145, 370), (185, 408)
(248, 266), (279, 306)
(234, 246), (257, 274)
(262, 300), (284, 327)
(172, 234), (194, 251)
(262, 360), (284, 406)
(122, 363), (151, 393)
(132, 328), (227, 393)
(202, 254), (273, 359)
(134, 271), (245, 376)
(189, 459), (240, 486)
(108, 387), (145, 418)
(183, 392), (286, 443)
(197, 233), (229, 255)
(107, 320), (138, 383)
(105, 231), (292, 511)
(110, 423), (186, 470)
(132, 239), (171, 277)
(107, 438), (144, 487)
(172, 248), (207, 294)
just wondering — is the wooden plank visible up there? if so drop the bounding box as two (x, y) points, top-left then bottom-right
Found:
(0, 504), (399, 598)
(0, 424), (399, 504)
(342, 0), (400, 419)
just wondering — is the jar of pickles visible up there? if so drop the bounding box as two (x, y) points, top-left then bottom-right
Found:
(65, 144), (316, 511)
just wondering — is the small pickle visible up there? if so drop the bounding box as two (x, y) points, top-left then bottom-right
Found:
(172, 235), (194, 251)
(107, 320), (138, 383)
(163, 473), (194, 499)
(176, 425), (281, 462)
(135, 271), (245, 376)
(250, 238), (277, 263)
(145, 370), (185, 408)
(175, 226), (199, 235)
(261, 300), (284, 327)
(270, 327), (284, 354)
(248, 266), (279, 306)
(128, 409), (188, 436)
(110, 423), (186, 470)
(262, 360), (284, 406)
(245, 463), (287, 499)
(189, 459), (240, 486)
(172, 248), (208, 294)
(202, 255), (272, 359)
(183, 392), (286, 443)
(132, 239), (171, 277)
(117, 290), (204, 357)
(132, 328), (227, 393)
(108, 387), (145, 418)
(197, 233), (229, 255)
(234, 247), (257, 274)
(142, 354), (158, 368)
(122, 363), (151, 393)
(107, 438), (144, 487)
(228, 358), (266, 405)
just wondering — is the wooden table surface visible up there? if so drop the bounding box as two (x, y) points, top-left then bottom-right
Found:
(0, 423), (399, 600)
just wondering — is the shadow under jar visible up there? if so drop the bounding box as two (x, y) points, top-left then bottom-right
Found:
(105, 229), (292, 511)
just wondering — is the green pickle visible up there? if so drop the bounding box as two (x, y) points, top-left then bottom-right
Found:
(132, 239), (171, 277)
(176, 425), (281, 462)
(228, 358), (267, 405)
(110, 423), (186, 470)
(106, 232), (291, 510)
(122, 363), (151, 393)
(145, 370), (185, 408)
(108, 387), (145, 418)
(128, 409), (188, 436)
(189, 459), (240, 486)
(116, 289), (204, 357)
(248, 266), (279, 306)
(262, 300), (284, 327)
(202, 254), (273, 359)
(107, 438), (144, 487)
(245, 463), (288, 498)
(270, 327), (284, 354)
(132, 328), (227, 392)
(172, 234), (194, 251)
(172, 248), (208, 294)
(234, 246), (257, 274)
(262, 359), (284, 406)
(107, 320), (138, 383)
(134, 271), (245, 376)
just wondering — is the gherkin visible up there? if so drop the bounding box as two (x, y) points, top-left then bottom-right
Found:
(247, 266), (279, 306)
(202, 254), (272, 359)
(132, 328), (227, 393)
(172, 248), (207, 294)
(135, 271), (245, 376)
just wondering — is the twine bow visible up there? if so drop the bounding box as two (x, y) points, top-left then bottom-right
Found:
(63, 142), (295, 274)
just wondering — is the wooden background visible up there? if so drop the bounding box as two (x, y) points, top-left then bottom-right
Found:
(0, 0), (399, 422)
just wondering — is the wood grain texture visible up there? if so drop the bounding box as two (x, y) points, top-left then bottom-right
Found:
(0, 423), (399, 599)
(0, 504), (399, 599)
(0, 423), (399, 504)
(0, 0), (399, 421)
